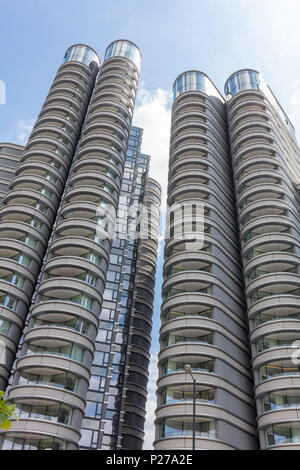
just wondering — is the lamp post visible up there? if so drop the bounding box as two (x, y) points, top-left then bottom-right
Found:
(184, 364), (196, 450)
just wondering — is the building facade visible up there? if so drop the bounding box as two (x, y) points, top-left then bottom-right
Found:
(2, 40), (300, 452)
(225, 70), (300, 450)
(154, 71), (258, 450)
(155, 69), (300, 450)
(0, 42), (160, 451)
(0, 45), (100, 394)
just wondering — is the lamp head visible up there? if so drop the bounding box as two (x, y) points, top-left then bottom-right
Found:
(184, 364), (192, 374)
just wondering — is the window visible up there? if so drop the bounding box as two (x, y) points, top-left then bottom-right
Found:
(265, 424), (300, 446)
(15, 403), (73, 426)
(0, 294), (18, 311)
(1, 272), (24, 288)
(39, 187), (52, 199)
(80, 429), (93, 447)
(93, 351), (109, 367)
(2, 437), (67, 450)
(0, 317), (10, 335)
(85, 401), (97, 417)
(28, 342), (85, 363)
(20, 234), (37, 248)
(161, 418), (216, 438)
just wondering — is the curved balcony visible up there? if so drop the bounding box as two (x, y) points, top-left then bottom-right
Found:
(38, 100), (81, 122)
(30, 299), (98, 334)
(235, 154), (279, 177)
(78, 127), (127, 153)
(239, 199), (293, 224)
(16, 350), (90, 383)
(155, 413), (227, 450)
(241, 215), (295, 245)
(157, 70), (263, 450)
(67, 169), (119, 197)
(261, 421), (300, 449)
(72, 152), (122, 177)
(246, 273), (300, 306)
(236, 168), (282, 190)
(156, 402), (256, 439)
(23, 325), (95, 356)
(245, 252), (299, 278)
(231, 119), (272, 141)
(2, 419), (79, 449)
(233, 142), (278, 168)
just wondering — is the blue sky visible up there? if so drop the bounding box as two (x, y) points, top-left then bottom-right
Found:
(2, 0), (300, 143)
(2, 0), (300, 449)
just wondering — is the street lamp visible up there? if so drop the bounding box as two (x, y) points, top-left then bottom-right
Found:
(184, 364), (196, 451)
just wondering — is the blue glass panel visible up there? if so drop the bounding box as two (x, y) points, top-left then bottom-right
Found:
(64, 45), (100, 70)
(225, 70), (295, 136)
(224, 70), (261, 98)
(105, 40), (141, 70)
(173, 71), (223, 102)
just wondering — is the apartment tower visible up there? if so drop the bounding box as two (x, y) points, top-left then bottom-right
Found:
(154, 71), (258, 450)
(225, 70), (300, 450)
(0, 41), (160, 451)
(3, 40), (300, 451)
(155, 68), (300, 450)
(0, 47), (99, 392)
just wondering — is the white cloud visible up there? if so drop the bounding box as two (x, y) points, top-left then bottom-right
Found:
(133, 84), (172, 210)
(14, 118), (35, 145)
(157, 234), (165, 258)
(143, 350), (159, 449)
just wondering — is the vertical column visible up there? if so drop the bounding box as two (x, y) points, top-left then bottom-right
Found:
(0, 45), (99, 392)
(225, 69), (300, 450)
(1, 40), (141, 451)
(154, 71), (258, 450)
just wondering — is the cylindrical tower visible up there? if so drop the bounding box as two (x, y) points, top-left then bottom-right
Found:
(225, 69), (300, 450)
(154, 71), (258, 450)
(0, 45), (99, 392)
(1, 40), (141, 451)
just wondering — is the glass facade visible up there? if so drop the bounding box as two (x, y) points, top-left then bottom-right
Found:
(225, 69), (295, 136)
(160, 419), (216, 439)
(2, 437), (67, 450)
(265, 424), (300, 446)
(162, 387), (215, 405)
(173, 71), (224, 102)
(0, 41), (160, 452)
(105, 40), (141, 70)
(263, 392), (300, 411)
(225, 70), (262, 98)
(63, 44), (100, 69)
(79, 127), (151, 450)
